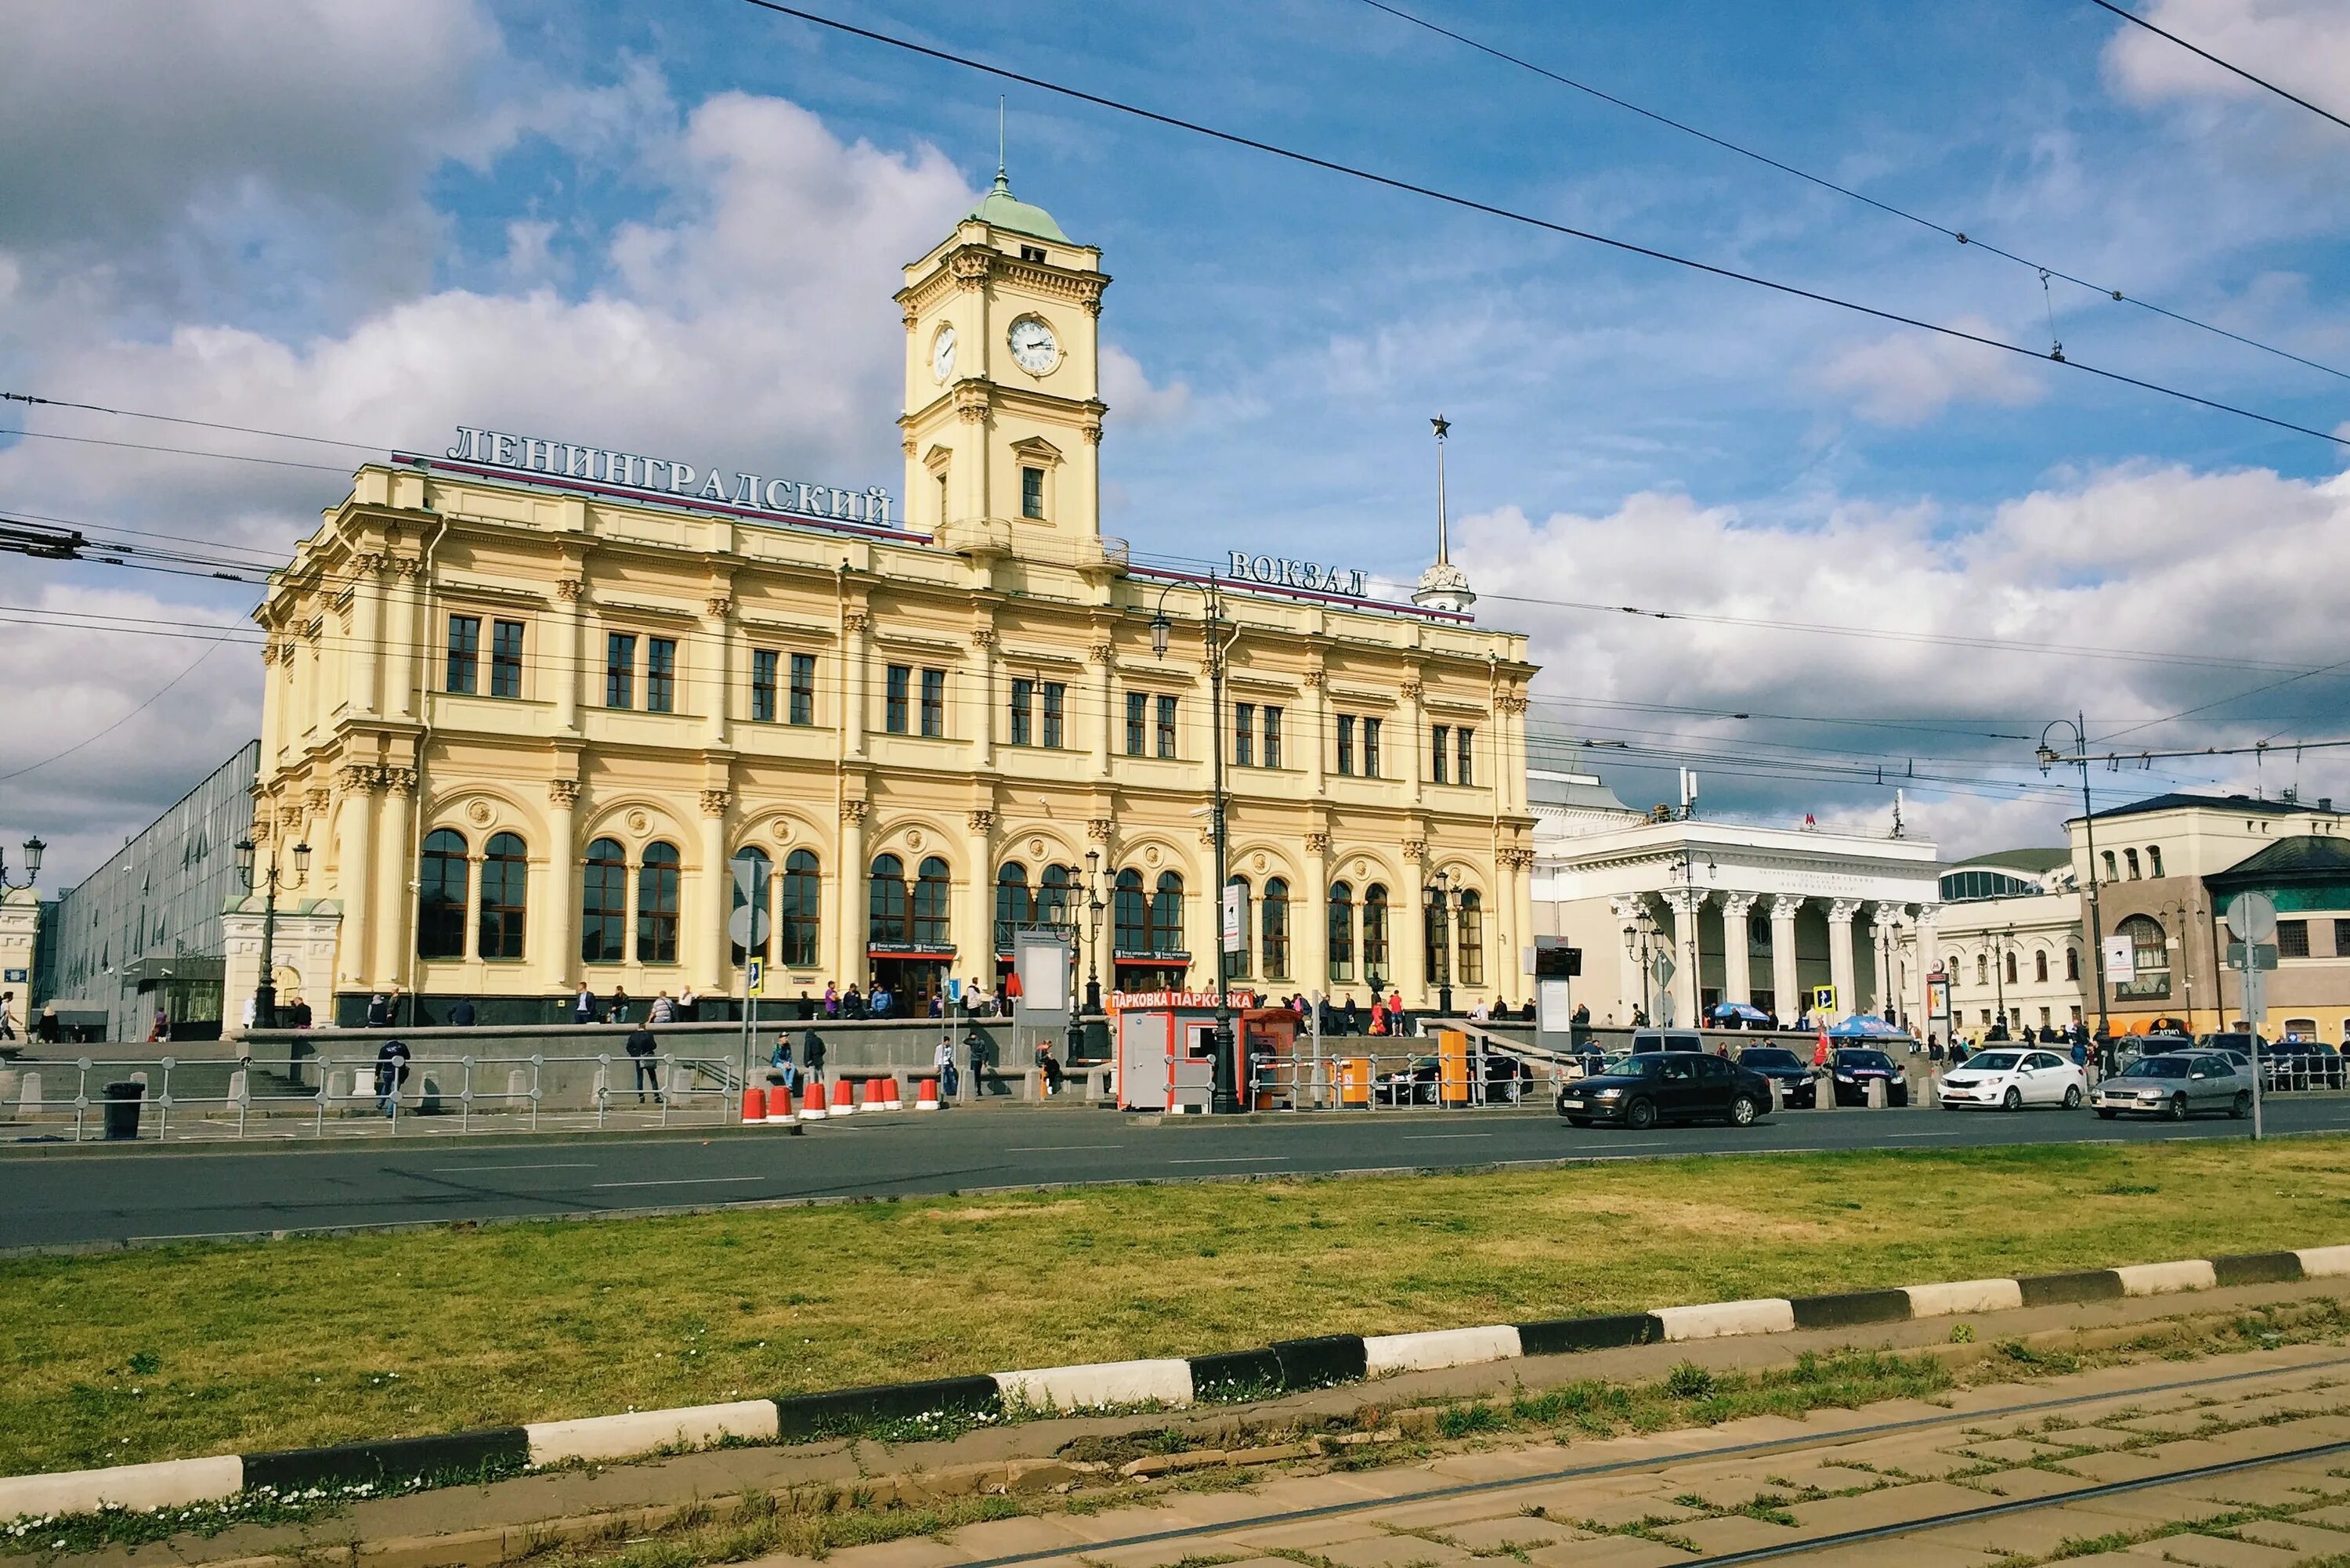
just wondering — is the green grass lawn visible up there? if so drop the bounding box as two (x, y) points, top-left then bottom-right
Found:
(6, 1137), (2349, 1479)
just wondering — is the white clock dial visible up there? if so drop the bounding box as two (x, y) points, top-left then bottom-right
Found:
(1007, 316), (1058, 374)
(931, 324), (957, 383)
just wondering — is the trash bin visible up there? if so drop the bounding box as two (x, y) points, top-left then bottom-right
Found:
(102, 1079), (145, 1140)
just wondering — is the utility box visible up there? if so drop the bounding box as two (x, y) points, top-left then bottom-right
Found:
(1112, 989), (1264, 1112)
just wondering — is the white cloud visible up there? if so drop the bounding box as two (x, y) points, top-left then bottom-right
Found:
(1101, 344), (1191, 428)
(1816, 316), (2048, 427)
(2103, 0), (2350, 112)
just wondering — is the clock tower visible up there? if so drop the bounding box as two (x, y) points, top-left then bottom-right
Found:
(896, 165), (1110, 564)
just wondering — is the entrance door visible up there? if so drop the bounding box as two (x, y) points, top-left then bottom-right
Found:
(869, 958), (947, 1018)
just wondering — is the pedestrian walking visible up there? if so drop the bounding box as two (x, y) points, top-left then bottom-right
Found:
(150, 1006), (171, 1043)
(967, 1031), (988, 1101)
(804, 1029), (827, 1084)
(1036, 1039), (1065, 1097)
(625, 1022), (663, 1103)
(935, 1034), (958, 1101)
(374, 1036), (411, 1118)
(573, 981), (597, 1024)
(448, 997), (476, 1028)
(0, 990), (16, 1042)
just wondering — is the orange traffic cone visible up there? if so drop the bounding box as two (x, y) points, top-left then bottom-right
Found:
(801, 1078), (828, 1121)
(861, 1078), (885, 1109)
(741, 1086), (764, 1124)
(882, 1075), (904, 1111)
(830, 1078), (857, 1115)
(916, 1077), (941, 1111)
(765, 1082), (796, 1124)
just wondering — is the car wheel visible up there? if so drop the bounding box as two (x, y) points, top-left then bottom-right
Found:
(2167, 1093), (2188, 1122)
(2002, 1086), (2023, 1111)
(2063, 1085), (2082, 1110)
(2231, 1090), (2251, 1120)
(2095, 1107), (2118, 1120)
(1727, 1095), (1758, 1128)
(1625, 1097), (1658, 1130)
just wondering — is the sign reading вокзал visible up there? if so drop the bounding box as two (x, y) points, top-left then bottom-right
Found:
(443, 426), (895, 529)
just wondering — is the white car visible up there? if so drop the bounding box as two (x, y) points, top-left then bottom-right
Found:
(1938, 1048), (2085, 1111)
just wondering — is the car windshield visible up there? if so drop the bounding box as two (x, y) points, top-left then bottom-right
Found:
(1741, 1049), (1802, 1068)
(1965, 1051), (2023, 1072)
(1837, 1050), (1895, 1071)
(2122, 1057), (2191, 1079)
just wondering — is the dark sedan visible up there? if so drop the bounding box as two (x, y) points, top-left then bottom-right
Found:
(1734, 1045), (1818, 1108)
(1556, 1051), (1773, 1129)
(1825, 1047), (1910, 1107)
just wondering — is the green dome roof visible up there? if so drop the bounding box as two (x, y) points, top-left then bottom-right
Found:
(966, 170), (1070, 244)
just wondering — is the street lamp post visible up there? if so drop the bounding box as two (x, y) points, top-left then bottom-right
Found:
(234, 836), (312, 1031)
(1430, 867), (1454, 1017)
(1991, 925), (2009, 1035)
(0, 833), (42, 892)
(1083, 849), (1104, 1015)
(1153, 576), (1241, 1114)
(2037, 715), (2113, 1046)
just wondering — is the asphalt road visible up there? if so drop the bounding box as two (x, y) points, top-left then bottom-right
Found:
(10, 1094), (2350, 1251)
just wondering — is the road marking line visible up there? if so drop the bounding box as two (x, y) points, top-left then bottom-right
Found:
(1880, 1132), (1969, 1140)
(428, 1162), (597, 1172)
(1405, 1134), (1493, 1141)
(591, 1176), (765, 1189)
(1007, 1144), (1123, 1152)
(1168, 1155), (1290, 1164)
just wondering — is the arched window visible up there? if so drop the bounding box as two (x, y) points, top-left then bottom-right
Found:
(2124, 848), (2142, 880)
(1039, 864), (1072, 929)
(2034, 950), (2049, 984)
(2148, 844), (2165, 878)
(781, 850), (821, 967)
(2066, 947), (2081, 981)
(582, 837), (627, 964)
(1115, 868), (1147, 951)
(1363, 883), (1390, 984)
(418, 829), (468, 959)
(913, 857), (952, 946)
(1423, 886), (1451, 987)
(1458, 889), (1484, 985)
(637, 842), (682, 963)
(1975, 954), (1987, 985)
(2117, 913), (2169, 997)
(1149, 871), (1184, 953)
(2005, 951), (2018, 985)
(2102, 850), (2118, 881)
(730, 845), (772, 965)
(1327, 881), (1355, 984)
(996, 862), (1031, 952)
(1261, 877), (1290, 980)
(870, 853), (909, 946)
(1224, 876), (1251, 978)
(479, 833), (528, 959)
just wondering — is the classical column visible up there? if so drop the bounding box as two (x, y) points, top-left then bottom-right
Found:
(971, 626), (996, 769)
(1402, 675), (1427, 795)
(964, 808), (995, 985)
(1660, 887), (1705, 1028)
(697, 789), (730, 994)
(1913, 902), (1941, 1037)
(386, 559), (425, 721)
(1493, 847), (1527, 1005)
(554, 574), (585, 733)
(836, 800), (867, 986)
(1825, 898), (1863, 1021)
(349, 553), (388, 715)
(1716, 893), (1757, 1005)
(1610, 894), (1649, 1024)
(844, 610), (870, 758)
(1495, 692), (1529, 815)
(1303, 668), (1329, 798)
(1770, 895), (1802, 1020)
(370, 766), (416, 987)
(543, 779), (579, 991)
(703, 594), (735, 747)
(1090, 638), (1115, 779)
(1869, 905), (1899, 1019)
(1300, 832), (1332, 999)
(1400, 837), (1429, 1007)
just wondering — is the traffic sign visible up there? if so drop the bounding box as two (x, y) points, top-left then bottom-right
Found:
(746, 957), (765, 996)
(2225, 941), (2280, 972)
(727, 904), (771, 948)
(1812, 985), (1837, 1013)
(1220, 883), (1245, 953)
(2228, 891), (2278, 944)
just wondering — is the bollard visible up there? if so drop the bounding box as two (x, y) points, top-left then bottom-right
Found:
(1925, 1073), (1940, 1107)
(1816, 1074), (1840, 1111)
(881, 1074), (903, 1110)
(0, 1069), (16, 1111)
(801, 1078), (828, 1121)
(765, 1080), (797, 1124)
(18, 1070), (38, 1116)
(1866, 1078), (1888, 1110)
(915, 1077), (941, 1110)
(329, 1068), (351, 1103)
(830, 1078), (857, 1116)
(1766, 1077), (1782, 1115)
(227, 1069), (249, 1107)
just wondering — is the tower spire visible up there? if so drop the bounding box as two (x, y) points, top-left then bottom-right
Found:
(1431, 414), (1451, 565)
(1411, 414), (1476, 616)
(996, 96), (1008, 191)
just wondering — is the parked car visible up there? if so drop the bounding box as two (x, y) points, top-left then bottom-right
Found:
(2263, 1039), (2345, 1090)
(1556, 1050), (1772, 1129)
(2133, 1031), (2199, 1054)
(2092, 1051), (2251, 1120)
(1376, 1049), (1533, 1105)
(1937, 1047), (2084, 1111)
(1824, 1047), (1910, 1107)
(1734, 1045), (1819, 1108)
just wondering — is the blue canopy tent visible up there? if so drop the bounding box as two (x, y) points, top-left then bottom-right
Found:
(1828, 1014), (1907, 1039)
(1708, 1001), (1773, 1028)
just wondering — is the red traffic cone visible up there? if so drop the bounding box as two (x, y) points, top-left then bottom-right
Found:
(861, 1078), (885, 1109)
(830, 1078), (857, 1115)
(741, 1086), (765, 1124)
(801, 1078), (828, 1120)
(765, 1082), (796, 1124)
(916, 1077), (941, 1111)
(882, 1075), (904, 1111)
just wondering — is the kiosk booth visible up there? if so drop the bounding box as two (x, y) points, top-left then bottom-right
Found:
(1113, 990), (1298, 1112)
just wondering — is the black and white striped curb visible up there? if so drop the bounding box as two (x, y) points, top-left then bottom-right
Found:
(9, 1244), (2344, 1522)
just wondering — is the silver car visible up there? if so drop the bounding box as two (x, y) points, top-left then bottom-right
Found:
(2092, 1050), (2252, 1121)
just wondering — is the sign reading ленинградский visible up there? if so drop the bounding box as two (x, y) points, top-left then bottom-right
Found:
(442, 426), (895, 529)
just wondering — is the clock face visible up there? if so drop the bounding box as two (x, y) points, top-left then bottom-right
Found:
(1007, 315), (1058, 374)
(931, 324), (957, 384)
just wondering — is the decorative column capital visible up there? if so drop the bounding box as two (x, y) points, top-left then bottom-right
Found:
(843, 610), (873, 635)
(1399, 677), (1425, 702)
(704, 596), (734, 621)
(378, 766), (418, 797)
(1401, 836), (1430, 865)
(971, 627), (998, 650)
(1717, 891), (1759, 919)
(548, 779), (581, 808)
(1497, 693), (1530, 715)
(555, 576), (587, 602)
(1608, 894), (1648, 923)
(1867, 901), (1903, 930)
(840, 799), (870, 825)
(1826, 898), (1864, 924)
(355, 551), (390, 577)
(1301, 669), (1326, 690)
(1660, 887), (1707, 916)
(337, 764), (377, 793)
(1914, 902), (1943, 924)
(1770, 894), (1804, 923)
(1304, 831), (1332, 855)
(1086, 816), (1115, 844)
(1087, 640), (1115, 667)
(967, 808), (996, 835)
(699, 789), (731, 818)
(304, 787), (331, 816)
(250, 817), (274, 844)
(390, 556), (425, 580)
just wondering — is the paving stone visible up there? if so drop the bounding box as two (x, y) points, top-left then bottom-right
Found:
(1433, 1516), (1591, 1552)
(1355, 1497), (1529, 1531)
(2293, 1503), (2350, 1528)
(1958, 1436), (2080, 1465)
(1313, 1532), (1477, 1568)
(1780, 1481), (1992, 1536)
(1971, 1466), (2092, 1500)
(938, 1515), (1099, 1558)
(2062, 1448), (2198, 1483)
(2037, 1425), (2150, 1451)
(2172, 1470), (2345, 1509)
(2124, 1533), (2305, 1568)
(1517, 1538), (1688, 1568)
(1425, 1449), (1575, 1483)
(1220, 1519), (1394, 1550)
(2233, 1518), (2350, 1555)
(1553, 1495), (1706, 1530)
(818, 1539), (972, 1568)
(1067, 1540), (1272, 1568)
(1850, 1443), (1985, 1479)
(1666, 1513), (1794, 1555)
(1781, 1542), (2008, 1568)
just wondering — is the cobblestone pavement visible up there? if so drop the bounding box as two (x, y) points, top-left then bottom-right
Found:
(782, 1346), (2350, 1568)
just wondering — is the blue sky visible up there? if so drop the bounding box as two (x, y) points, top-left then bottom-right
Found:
(5, 0), (2350, 883)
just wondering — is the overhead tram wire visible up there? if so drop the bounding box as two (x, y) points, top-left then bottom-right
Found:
(735, 0), (2350, 453)
(1354, 0), (2350, 383)
(2085, 0), (2350, 137)
(0, 391), (386, 453)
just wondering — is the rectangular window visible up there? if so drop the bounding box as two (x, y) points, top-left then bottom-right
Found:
(921, 667), (945, 737)
(1430, 724), (1449, 784)
(1234, 703), (1255, 768)
(1021, 465), (1045, 519)
(2336, 918), (2350, 957)
(446, 615), (481, 695)
(1155, 694), (1178, 759)
(1336, 714), (1355, 776)
(1363, 716), (1383, 778)
(1263, 705), (1282, 768)
(605, 632), (636, 709)
(1010, 677), (1035, 747)
(645, 637), (677, 713)
(1457, 725), (1474, 786)
(885, 665), (910, 734)
(789, 652), (815, 725)
(1043, 681), (1065, 748)
(751, 649), (779, 723)
(2279, 919), (2310, 959)
(491, 620), (524, 698)
(1125, 692), (1146, 757)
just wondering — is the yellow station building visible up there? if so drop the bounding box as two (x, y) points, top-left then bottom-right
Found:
(242, 173), (1538, 1024)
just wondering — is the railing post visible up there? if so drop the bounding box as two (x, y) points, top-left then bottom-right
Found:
(530, 1054), (542, 1131)
(461, 1056), (475, 1134)
(74, 1057), (91, 1143)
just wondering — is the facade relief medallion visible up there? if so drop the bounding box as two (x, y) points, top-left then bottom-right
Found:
(906, 829), (924, 851)
(1253, 852), (1267, 872)
(1029, 837), (1045, 858)
(626, 809), (651, 835)
(465, 800), (496, 828)
(1144, 845), (1161, 867)
(772, 817), (793, 842)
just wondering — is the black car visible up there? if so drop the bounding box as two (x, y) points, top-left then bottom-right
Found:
(2263, 1039), (2345, 1090)
(1376, 1050), (1533, 1105)
(1734, 1046), (1818, 1109)
(1824, 1047), (1910, 1107)
(1556, 1050), (1772, 1129)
